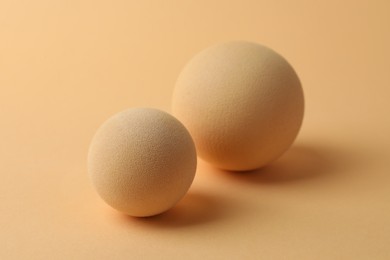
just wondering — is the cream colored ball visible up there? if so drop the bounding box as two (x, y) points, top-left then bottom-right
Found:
(172, 41), (304, 171)
(88, 108), (197, 217)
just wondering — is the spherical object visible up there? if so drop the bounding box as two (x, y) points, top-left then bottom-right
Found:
(88, 108), (197, 217)
(172, 41), (304, 171)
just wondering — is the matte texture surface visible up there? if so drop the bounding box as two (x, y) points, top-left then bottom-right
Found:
(88, 108), (197, 216)
(172, 41), (304, 170)
(1, 0), (390, 259)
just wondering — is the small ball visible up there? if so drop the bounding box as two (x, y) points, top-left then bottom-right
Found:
(172, 41), (304, 171)
(88, 108), (197, 217)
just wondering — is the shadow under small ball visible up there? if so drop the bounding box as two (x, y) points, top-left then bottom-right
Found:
(88, 108), (197, 217)
(172, 41), (304, 171)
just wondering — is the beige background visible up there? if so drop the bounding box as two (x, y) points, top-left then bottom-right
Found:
(1, 0), (390, 259)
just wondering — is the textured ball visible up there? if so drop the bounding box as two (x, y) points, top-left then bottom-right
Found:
(172, 41), (304, 171)
(88, 108), (197, 217)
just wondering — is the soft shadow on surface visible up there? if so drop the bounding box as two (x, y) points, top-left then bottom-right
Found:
(118, 191), (224, 228)
(115, 144), (346, 227)
(215, 145), (344, 184)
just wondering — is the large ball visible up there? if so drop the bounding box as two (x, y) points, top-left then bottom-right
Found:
(88, 108), (197, 217)
(172, 41), (304, 171)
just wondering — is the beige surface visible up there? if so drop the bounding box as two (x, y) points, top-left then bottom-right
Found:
(1, 0), (390, 259)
